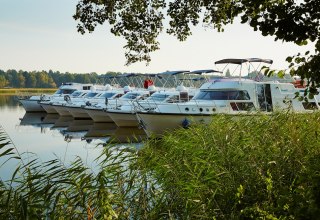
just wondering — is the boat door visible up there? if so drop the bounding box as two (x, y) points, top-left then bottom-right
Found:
(256, 84), (273, 112)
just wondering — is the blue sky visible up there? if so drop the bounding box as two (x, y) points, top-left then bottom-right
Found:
(0, 0), (314, 74)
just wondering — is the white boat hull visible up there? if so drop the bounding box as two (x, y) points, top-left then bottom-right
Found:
(107, 111), (139, 127)
(41, 103), (58, 114)
(19, 99), (44, 112)
(136, 112), (213, 137)
(53, 105), (72, 116)
(67, 106), (90, 119)
(85, 108), (113, 123)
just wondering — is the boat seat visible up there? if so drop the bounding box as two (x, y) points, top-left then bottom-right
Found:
(180, 92), (189, 102)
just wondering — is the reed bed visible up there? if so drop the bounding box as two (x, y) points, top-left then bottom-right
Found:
(1, 112), (320, 219)
(0, 88), (56, 95)
(139, 112), (320, 219)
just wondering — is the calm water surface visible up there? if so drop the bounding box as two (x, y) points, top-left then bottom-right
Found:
(0, 95), (146, 180)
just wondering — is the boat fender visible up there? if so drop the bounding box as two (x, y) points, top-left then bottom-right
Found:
(105, 98), (108, 105)
(64, 95), (71, 103)
(182, 118), (190, 129)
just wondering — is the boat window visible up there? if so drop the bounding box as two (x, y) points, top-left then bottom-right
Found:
(70, 91), (83, 97)
(180, 92), (189, 102)
(85, 92), (98, 98)
(257, 84), (273, 112)
(114, 94), (123, 98)
(55, 89), (76, 95)
(83, 86), (91, 90)
(139, 94), (150, 100)
(194, 90), (250, 100)
(167, 95), (180, 103)
(147, 94), (170, 102)
(121, 93), (140, 100)
(101, 93), (117, 98)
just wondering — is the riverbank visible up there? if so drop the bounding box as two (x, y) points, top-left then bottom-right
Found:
(0, 88), (57, 95)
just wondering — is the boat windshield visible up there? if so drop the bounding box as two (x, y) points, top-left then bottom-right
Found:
(55, 89), (76, 95)
(194, 90), (250, 100)
(121, 93), (141, 100)
(100, 93), (117, 98)
(71, 91), (84, 97)
(85, 92), (99, 98)
(147, 94), (170, 102)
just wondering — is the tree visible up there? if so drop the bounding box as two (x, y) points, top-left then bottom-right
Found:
(0, 75), (9, 88)
(74, 0), (320, 91)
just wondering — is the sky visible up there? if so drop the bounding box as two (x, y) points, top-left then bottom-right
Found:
(0, 0), (314, 74)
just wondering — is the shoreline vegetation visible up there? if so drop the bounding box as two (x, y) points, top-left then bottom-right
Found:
(0, 88), (57, 95)
(1, 112), (320, 219)
(0, 69), (121, 89)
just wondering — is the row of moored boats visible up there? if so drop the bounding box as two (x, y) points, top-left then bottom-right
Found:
(18, 58), (320, 137)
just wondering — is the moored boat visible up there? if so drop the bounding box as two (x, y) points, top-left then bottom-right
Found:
(136, 58), (320, 137)
(19, 83), (98, 112)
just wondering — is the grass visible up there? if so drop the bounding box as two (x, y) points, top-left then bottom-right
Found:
(1, 112), (320, 219)
(0, 88), (57, 95)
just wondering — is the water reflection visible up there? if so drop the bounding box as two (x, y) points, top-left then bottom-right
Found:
(0, 95), (146, 181)
(19, 112), (147, 143)
(0, 95), (20, 108)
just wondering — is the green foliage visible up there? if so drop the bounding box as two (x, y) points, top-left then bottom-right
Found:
(1, 113), (320, 219)
(74, 0), (320, 94)
(0, 69), (124, 88)
(0, 76), (9, 88)
(139, 112), (320, 219)
(0, 128), (164, 219)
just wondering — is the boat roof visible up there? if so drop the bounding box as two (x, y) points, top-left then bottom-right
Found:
(189, 69), (223, 74)
(159, 70), (190, 75)
(215, 58), (273, 65)
(140, 73), (163, 78)
(150, 90), (180, 95)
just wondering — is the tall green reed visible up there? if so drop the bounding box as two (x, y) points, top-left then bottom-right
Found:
(139, 112), (320, 219)
(1, 112), (320, 219)
(0, 128), (163, 219)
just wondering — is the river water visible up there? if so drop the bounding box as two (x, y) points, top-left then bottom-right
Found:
(0, 95), (146, 180)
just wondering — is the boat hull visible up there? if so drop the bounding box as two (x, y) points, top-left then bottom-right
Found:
(136, 112), (213, 137)
(67, 106), (91, 119)
(85, 108), (113, 123)
(19, 99), (44, 112)
(41, 103), (58, 114)
(53, 105), (72, 116)
(108, 111), (139, 127)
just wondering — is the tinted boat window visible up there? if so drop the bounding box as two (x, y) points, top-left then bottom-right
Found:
(121, 93), (140, 99)
(71, 91), (83, 97)
(194, 90), (250, 100)
(101, 93), (117, 98)
(85, 92), (98, 98)
(55, 89), (76, 95)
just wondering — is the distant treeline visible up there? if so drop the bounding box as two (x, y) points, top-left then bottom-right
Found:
(0, 69), (122, 88)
